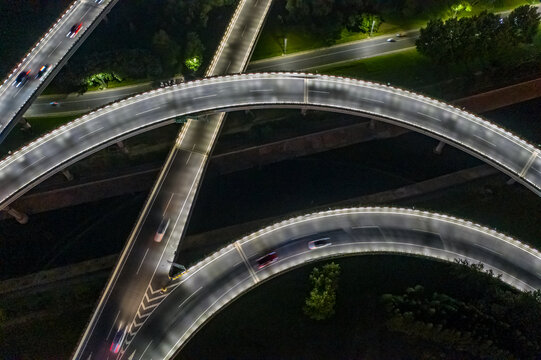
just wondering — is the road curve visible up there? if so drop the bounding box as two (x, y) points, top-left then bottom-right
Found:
(1, 73), (540, 211)
(124, 207), (541, 359)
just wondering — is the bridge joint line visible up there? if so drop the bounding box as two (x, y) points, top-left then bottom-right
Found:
(234, 241), (259, 283)
(520, 150), (539, 177)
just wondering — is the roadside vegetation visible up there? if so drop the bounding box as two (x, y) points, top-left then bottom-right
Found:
(35, 0), (236, 94)
(252, 0), (532, 60)
(180, 255), (541, 359)
(316, 7), (540, 100)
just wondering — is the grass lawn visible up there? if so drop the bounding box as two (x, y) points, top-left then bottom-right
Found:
(251, 0), (531, 61)
(318, 48), (435, 89)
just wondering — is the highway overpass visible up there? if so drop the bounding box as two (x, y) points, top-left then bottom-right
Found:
(71, 0), (274, 359)
(0, 0), (119, 143)
(123, 207), (541, 359)
(1, 73), (540, 214)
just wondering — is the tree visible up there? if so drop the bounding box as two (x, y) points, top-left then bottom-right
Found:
(450, 1), (472, 18)
(508, 5), (541, 43)
(346, 13), (382, 34)
(303, 262), (341, 320)
(184, 32), (205, 72)
(152, 30), (181, 73)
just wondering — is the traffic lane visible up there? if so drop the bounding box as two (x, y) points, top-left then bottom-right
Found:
(446, 238), (541, 290)
(2, 74), (540, 210)
(237, 211), (541, 290)
(524, 153), (541, 190)
(0, 76), (305, 205)
(121, 246), (252, 359)
(306, 78), (534, 177)
(25, 83), (153, 117)
(247, 34), (417, 72)
(0, 0), (108, 131)
(212, 0), (273, 75)
(78, 146), (192, 359)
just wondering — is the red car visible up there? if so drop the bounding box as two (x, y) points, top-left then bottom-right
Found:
(256, 252), (277, 269)
(110, 326), (126, 354)
(67, 23), (82, 38)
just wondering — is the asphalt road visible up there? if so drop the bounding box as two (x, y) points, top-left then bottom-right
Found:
(0, 0), (119, 142)
(123, 207), (541, 359)
(247, 31), (418, 72)
(1, 74), (539, 215)
(72, 0), (274, 358)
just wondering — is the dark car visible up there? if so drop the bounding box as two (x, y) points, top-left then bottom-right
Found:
(308, 237), (331, 250)
(256, 252), (277, 269)
(110, 327), (126, 354)
(13, 70), (31, 87)
(35, 65), (49, 79)
(67, 23), (82, 38)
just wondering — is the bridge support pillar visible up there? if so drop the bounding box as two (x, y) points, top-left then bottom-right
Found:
(19, 117), (31, 130)
(301, 108), (307, 116)
(4, 206), (29, 224)
(506, 177), (516, 185)
(61, 169), (74, 181)
(369, 119), (376, 130)
(433, 141), (446, 155)
(116, 141), (129, 154)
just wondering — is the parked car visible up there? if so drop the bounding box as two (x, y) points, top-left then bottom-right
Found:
(386, 38), (396, 42)
(257, 252), (278, 269)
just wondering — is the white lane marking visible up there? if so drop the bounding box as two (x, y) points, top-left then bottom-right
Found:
(136, 248), (150, 275)
(234, 242), (260, 283)
(106, 311), (120, 340)
(473, 243), (503, 256)
(138, 341), (152, 360)
(163, 193), (174, 217)
(250, 41), (407, 71)
(241, 25), (247, 38)
(80, 7), (91, 20)
(78, 126), (103, 140)
(23, 155), (45, 170)
(309, 90), (330, 94)
(48, 41), (63, 57)
(531, 167), (541, 175)
(225, 61), (232, 73)
(178, 286), (203, 308)
(185, 144), (196, 165)
(193, 94), (217, 100)
(473, 134), (496, 147)
(411, 228), (441, 237)
(362, 97), (384, 104)
(135, 106), (161, 116)
(416, 111), (441, 122)
(249, 89), (273, 92)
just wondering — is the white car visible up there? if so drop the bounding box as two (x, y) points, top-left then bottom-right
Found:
(386, 38), (396, 42)
(154, 218), (170, 242)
